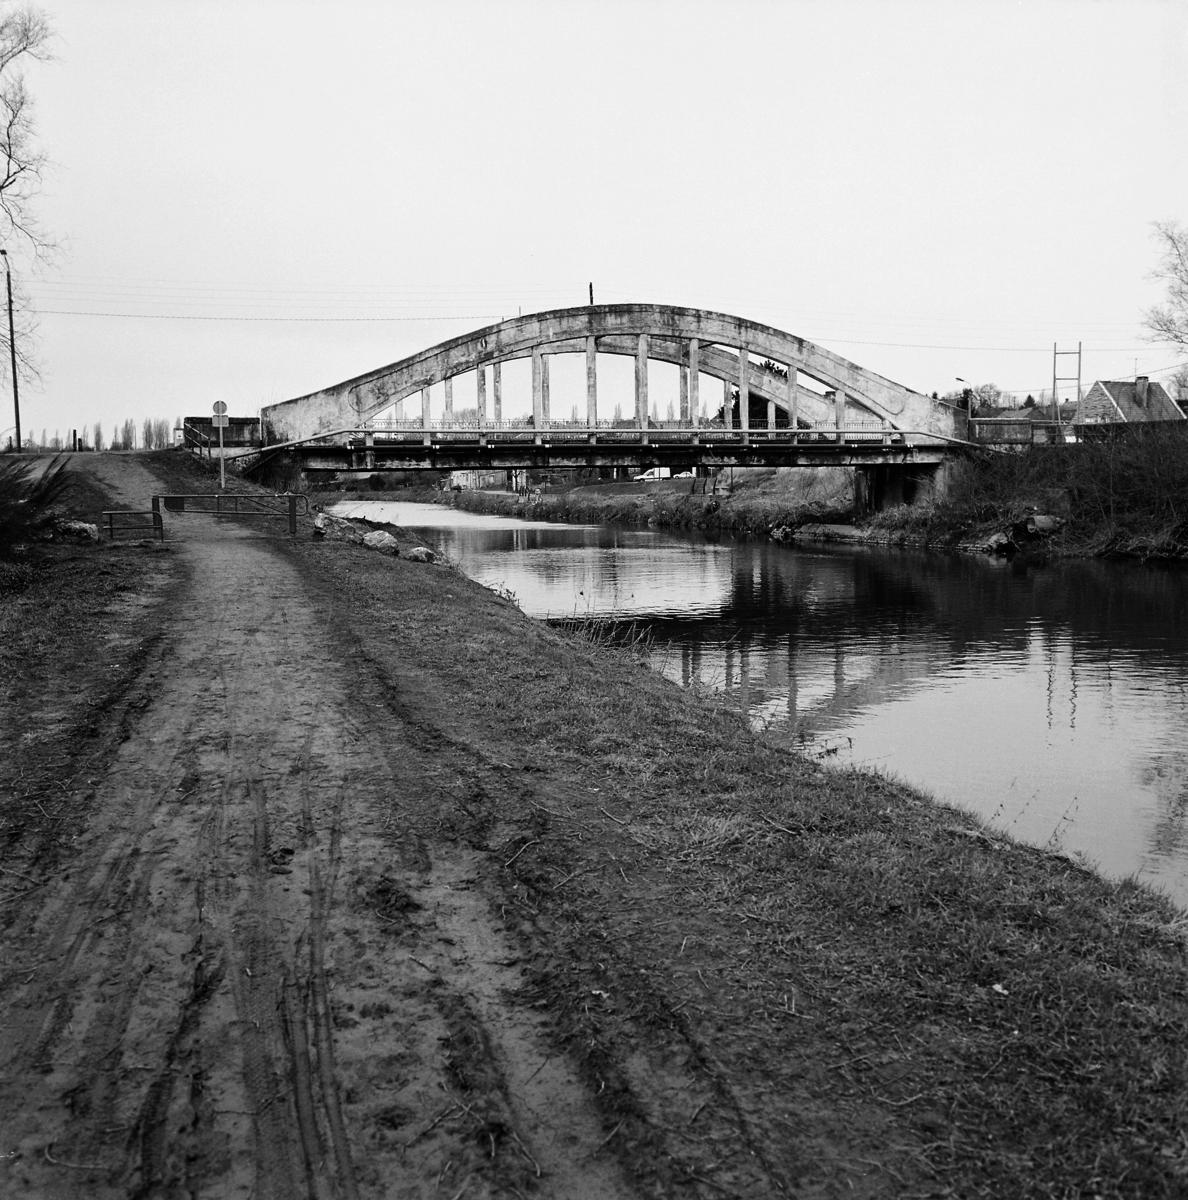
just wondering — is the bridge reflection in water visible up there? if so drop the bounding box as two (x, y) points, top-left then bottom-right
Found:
(335, 501), (1188, 909)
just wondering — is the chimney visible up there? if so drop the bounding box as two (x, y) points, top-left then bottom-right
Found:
(1136, 376), (1149, 406)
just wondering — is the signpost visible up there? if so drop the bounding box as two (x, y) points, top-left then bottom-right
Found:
(212, 401), (228, 489)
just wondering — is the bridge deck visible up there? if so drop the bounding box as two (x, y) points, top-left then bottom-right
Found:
(240, 419), (960, 473)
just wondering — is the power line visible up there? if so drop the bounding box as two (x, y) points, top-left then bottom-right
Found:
(36, 309), (506, 323)
(817, 336), (1158, 353)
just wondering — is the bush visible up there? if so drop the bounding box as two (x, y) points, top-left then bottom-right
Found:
(0, 454), (73, 557)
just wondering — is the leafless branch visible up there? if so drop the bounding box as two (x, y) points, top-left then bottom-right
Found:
(1144, 220), (1188, 348)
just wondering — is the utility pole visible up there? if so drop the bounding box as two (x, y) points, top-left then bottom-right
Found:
(1, 249), (20, 452)
(588, 281), (594, 305)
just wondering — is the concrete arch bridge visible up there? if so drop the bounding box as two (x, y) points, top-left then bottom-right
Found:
(257, 304), (967, 485)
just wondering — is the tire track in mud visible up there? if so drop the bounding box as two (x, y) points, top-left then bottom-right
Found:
(313, 582), (789, 1198)
(0, 509), (642, 1199)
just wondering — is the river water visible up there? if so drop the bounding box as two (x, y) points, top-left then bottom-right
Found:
(335, 499), (1188, 910)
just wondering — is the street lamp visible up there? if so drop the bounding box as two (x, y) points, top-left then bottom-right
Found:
(0, 249), (19, 453)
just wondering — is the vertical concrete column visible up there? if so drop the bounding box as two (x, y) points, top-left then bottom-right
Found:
(541, 353), (551, 426)
(635, 334), (649, 436)
(476, 365), (487, 430)
(737, 344), (749, 441)
(767, 396), (776, 430)
(444, 376), (454, 421)
(833, 387), (846, 438)
(689, 338), (700, 427)
(493, 361), (502, 423)
(723, 377), (733, 430)
(585, 336), (597, 426)
(787, 364), (798, 434)
(679, 357), (689, 424)
(532, 347), (544, 441)
(421, 387), (431, 445)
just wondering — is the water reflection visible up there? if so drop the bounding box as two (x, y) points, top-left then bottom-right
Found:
(336, 501), (1188, 908)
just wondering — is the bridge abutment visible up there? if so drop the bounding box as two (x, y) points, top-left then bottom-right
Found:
(854, 462), (946, 512)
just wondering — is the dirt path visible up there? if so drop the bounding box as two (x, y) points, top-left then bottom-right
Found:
(0, 459), (635, 1199)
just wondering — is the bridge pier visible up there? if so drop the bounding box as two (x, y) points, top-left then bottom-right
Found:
(493, 361), (502, 423)
(477, 366), (487, 441)
(444, 376), (454, 420)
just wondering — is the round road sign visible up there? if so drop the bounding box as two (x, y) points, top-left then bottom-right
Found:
(212, 401), (228, 415)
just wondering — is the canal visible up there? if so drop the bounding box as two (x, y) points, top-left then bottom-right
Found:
(336, 499), (1188, 910)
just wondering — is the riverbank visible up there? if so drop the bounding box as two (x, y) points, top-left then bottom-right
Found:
(428, 431), (1188, 559)
(440, 466), (862, 541)
(2, 450), (1186, 1197)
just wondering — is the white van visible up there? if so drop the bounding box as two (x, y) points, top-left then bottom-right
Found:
(632, 467), (671, 482)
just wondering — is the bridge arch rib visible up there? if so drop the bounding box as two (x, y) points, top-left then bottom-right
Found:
(261, 304), (957, 444)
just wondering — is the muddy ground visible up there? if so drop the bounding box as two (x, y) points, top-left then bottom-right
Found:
(1, 451), (1186, 1199)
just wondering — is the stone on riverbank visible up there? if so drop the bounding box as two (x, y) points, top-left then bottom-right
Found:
(362, 529), (401, 556)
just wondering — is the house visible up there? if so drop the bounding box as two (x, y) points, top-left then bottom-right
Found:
(1074, 378), (1185, 425)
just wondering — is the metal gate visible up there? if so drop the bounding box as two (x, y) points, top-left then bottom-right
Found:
(151, 492), (309, 536)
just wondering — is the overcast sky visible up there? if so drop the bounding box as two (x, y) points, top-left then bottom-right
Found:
(9, 0), (1188, 442)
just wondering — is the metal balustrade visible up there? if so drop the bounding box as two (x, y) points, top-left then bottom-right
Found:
(348, 417), (902, 446)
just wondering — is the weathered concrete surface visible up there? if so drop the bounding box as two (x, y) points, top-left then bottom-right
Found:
(262, 304), (959, 444)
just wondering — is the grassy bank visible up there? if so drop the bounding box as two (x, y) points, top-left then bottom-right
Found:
(434, 426), (1188, 559)
(285, 493), (1188, 1196)
(869, 427), (1188, 558)
(448, 465), (856, 540)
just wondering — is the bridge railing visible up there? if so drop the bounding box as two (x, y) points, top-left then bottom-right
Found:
(182, 421), (213, 459)
(349, 417), (909, 447)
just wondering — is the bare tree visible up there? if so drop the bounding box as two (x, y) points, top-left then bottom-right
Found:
(153, 416), (171, 448)
(1170, 368), (1188, 414)
(92, 420), (103, 451)
(0, 5), (53, 251)
(0, 6), (53, 399)
(141, 416), (154, 449)
(121, 417), (135, 450)
(1144, 220), (1188, 348)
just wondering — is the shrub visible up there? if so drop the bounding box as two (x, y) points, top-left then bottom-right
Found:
(0, 454), (73, 557)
